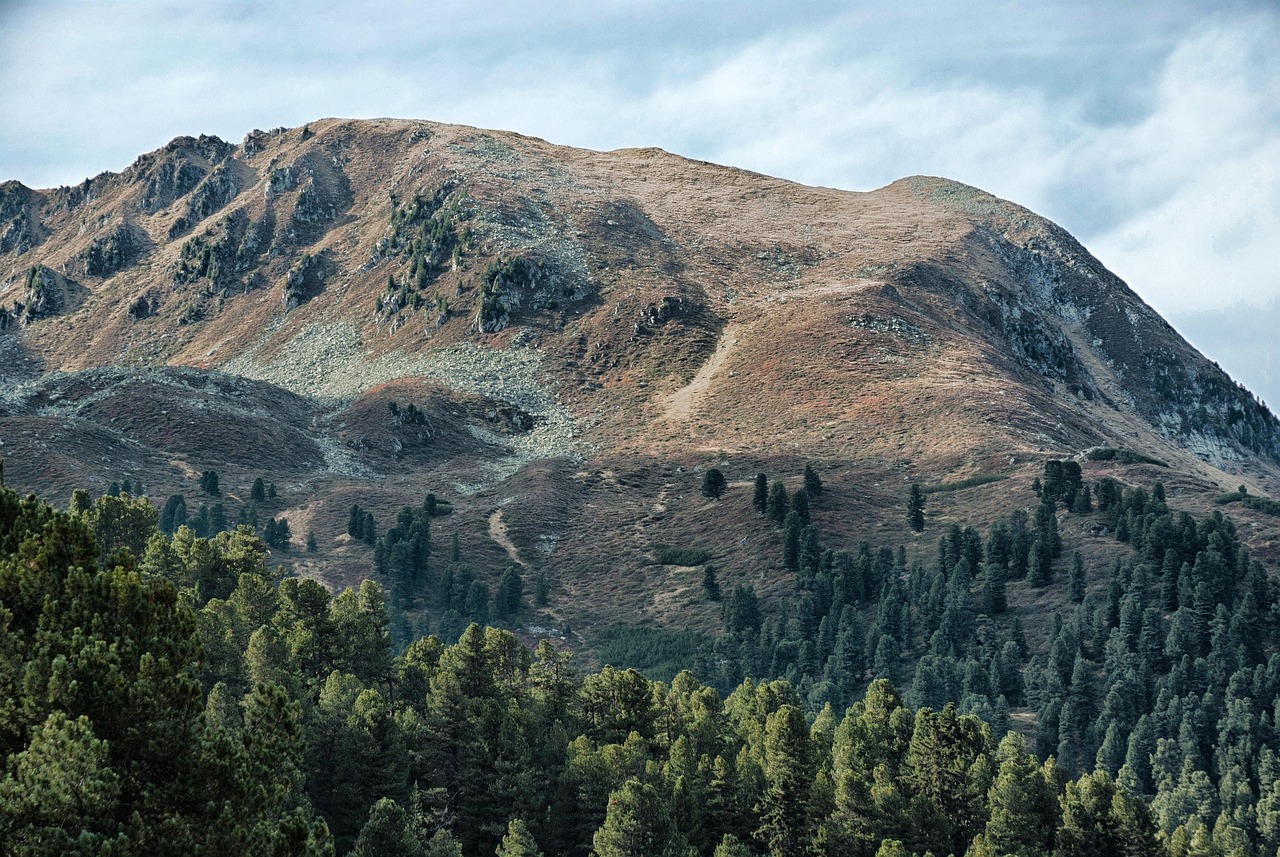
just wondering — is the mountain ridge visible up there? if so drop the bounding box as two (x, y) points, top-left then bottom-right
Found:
(1, 115), (1279, 625)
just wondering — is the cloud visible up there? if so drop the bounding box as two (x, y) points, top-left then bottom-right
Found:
(1, 0), (1277, 399)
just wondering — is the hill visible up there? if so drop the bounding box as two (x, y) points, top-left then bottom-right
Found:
(1, 116), (1279, 645)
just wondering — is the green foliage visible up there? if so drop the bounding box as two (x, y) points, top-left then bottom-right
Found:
(495, 818), (542, 857)
(83, 222), (141, 277)
(802, 463), (824, 497)
(1084, 447), (1169, 467)
(264, 516), (292, 550)
(7, 456), (1280, 856)
(703, 564), (722, 601)
(594, 626), (709, 683)
(200, 469), (220, 495)
(352, 798), (424, 857)
(593, 779), (694, 857)
(919, 473), (1008, 494)
(656, 546), (712, 566)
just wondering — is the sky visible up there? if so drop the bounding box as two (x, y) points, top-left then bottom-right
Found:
(1, 0), (1277, 406)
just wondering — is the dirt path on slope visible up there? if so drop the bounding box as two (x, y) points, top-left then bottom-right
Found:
(662, 323), (741, 422)
(488, 508), (526, 568)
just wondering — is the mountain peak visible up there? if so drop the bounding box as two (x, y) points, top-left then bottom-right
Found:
(1, 116), (1277, 584)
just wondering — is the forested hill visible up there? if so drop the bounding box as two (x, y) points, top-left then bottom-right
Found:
(4, 457), (1280, 855)
(0, 476), (1170, 856)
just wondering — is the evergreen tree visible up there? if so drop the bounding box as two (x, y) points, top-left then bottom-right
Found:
(768, 481), (789, 524)
(758, 704), (814, 857)
(703, 564), (722, 601)
(200, 469), (220, 495)
(592, 779), (693, 857)
(702, 468), (728, 500)
(983, 562), (1007, 614)
(251, 477), (267, 504)
(1028, 540), (1051, 587)
(496, 566), (523, 620)
(307, 531), (318, 552)
(803, 463), (824, 496)
(907, 484), (925, 532)
(535, 572), (550, 606)
(1069, 552), (1086, 603)
(496, 818), (542, 857)
(352, 797), (425, 857)
(753, 473), (769, 514)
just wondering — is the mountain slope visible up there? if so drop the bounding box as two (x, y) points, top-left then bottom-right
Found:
(1, 117), (1278, 634)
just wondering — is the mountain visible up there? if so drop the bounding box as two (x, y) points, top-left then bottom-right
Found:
(1, 116), (1279, 644)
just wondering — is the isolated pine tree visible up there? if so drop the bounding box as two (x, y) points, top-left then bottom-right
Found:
(907, 484), (926, 532)
(702, 468), (727, 500)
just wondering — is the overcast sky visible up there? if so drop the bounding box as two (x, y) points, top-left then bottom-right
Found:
(1, 0), (1277, 406)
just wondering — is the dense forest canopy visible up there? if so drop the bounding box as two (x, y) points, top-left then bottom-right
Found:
(2, 457), (1280, 856)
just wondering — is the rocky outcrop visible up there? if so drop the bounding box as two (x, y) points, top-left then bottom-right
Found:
(83, 222), (146, 277)
(0, 181), (41, 255)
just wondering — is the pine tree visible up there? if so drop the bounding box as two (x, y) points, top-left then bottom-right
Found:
(592, 779), (692, 857)
(983, 562), (1007, 614)
(803, 463), (823, 496)
(907, 484), (925, 532)
(703, 564), (722, 601)
(1069, 552), (1086, 603)
(702, 468), (728, 500)
(352, 798), (425, 857)
(535, 572), (550, 606)
(758, 704), (814, 857)
(307, 531), (318, 552)
(768, 481), (789, 524)
(496, 818), (542, 857)
(1028, 540), (1051, 587)
(753, 473), (769, 513)
(496, 566), (523, 619)
(251, 477), (267, 504)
